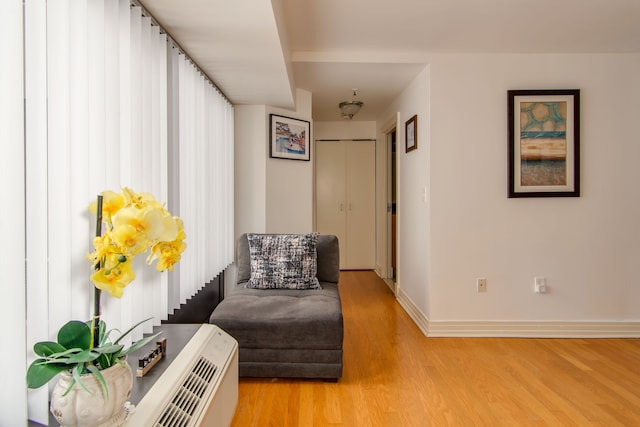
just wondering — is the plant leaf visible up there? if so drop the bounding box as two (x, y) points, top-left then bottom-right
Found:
(35, 359), (75, 366)
(113, 317), (153, 345)
(120, 331), (162, 356)
(86, 364), (109, 399)
(33, 341), (67, 357)
(93, 344), (124, 355)
(86, 320), (108, 346)
(45, 347), (84, 360)
(58, 321), (92, 350)
(26, 359), (68, 389)
(68, 364), (92, 396)
(63, 349), (101, 364)
(97, 353), (113, 370)
(101, 329), (115, 346)
(99, 320), (106, 343)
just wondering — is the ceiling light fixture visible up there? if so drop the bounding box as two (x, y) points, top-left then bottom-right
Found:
(339, 89), (363, 120)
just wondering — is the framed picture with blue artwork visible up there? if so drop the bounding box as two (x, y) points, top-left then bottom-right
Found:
(270, 114), (311, 161)
(508, 89), (580, 198)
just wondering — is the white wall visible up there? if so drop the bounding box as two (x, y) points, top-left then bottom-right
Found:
(377, 67), (431, 328)
(234, 89), (313, 239)
(234, 104), (268, 238)
(231, 89), (313, 287)
(314, 121), (377, 140)
(379, 54), (640, 336)
(266, 89), (314, 233)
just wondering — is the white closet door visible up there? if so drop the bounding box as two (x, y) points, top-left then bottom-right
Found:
(316, 140), (375, 270)
(345, 141), (375, 269)
(316, 141), (347, 268)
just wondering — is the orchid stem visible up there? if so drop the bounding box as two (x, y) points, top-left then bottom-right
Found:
(91, 194), (103, 349)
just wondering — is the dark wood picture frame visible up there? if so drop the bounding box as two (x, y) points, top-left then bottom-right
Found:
(405, 114), (417, 153)
(270, 114), (311, 161)
(508, 89), (580, 198)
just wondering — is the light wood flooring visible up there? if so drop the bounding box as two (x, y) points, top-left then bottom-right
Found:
(230, 270), (640, 426)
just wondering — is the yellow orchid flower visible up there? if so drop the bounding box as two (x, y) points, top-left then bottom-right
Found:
(87, 233), (118, 265)
(147, 239), (187, 271)
(146, 217), (187, 271)
(157, 209), (180, 242)
(88, 190), (126, 225)
(89, 187), (186, 299)
(121, 187), (163, 210)
(90, 256), (136, 298)
(110, 223), (149, 257)
(112, 206), (178, 244)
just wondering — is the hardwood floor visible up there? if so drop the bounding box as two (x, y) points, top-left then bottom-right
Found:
(230, 271), (640, 426)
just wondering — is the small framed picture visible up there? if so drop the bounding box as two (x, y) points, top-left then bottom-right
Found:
(405, 114), (417, 153)
(270, 114), (311, 161)
(508, 89), (580, 198)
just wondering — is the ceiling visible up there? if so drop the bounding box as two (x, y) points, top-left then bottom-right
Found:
(140, 0), (640, 122)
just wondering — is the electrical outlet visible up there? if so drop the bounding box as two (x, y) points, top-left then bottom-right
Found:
(534, 277), (547, 294)
(477, 278), (487, 293)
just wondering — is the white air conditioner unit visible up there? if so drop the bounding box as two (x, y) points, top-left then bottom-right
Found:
(126, 324), (238, 427)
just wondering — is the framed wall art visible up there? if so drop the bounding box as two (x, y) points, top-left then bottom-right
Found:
(507, 89), (580, 198)
(405, 114), (417, 153)
(270, 114), (311, 161)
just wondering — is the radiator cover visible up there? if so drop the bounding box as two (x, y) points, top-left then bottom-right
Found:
(126, 324), (238, 427)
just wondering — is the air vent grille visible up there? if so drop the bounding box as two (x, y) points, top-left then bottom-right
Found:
(155, 356), (218, 427)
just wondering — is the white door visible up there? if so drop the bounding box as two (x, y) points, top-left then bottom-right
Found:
(316, 142), (347, 267)
(345, 141), (375, 269)
(316, 140), (375, 269)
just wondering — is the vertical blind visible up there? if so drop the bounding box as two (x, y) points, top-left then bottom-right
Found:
(19, 1), (234, 423)
(1, 1), (27, 425)
(174, 46), (235, 303)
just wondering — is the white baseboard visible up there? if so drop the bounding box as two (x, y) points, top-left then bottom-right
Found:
(374, 263), (383, 277)
(427, 321), (640, 338)
(396, 287), (429, 337)
(374, 269), (397, 295)
(394, 288), (640, 338)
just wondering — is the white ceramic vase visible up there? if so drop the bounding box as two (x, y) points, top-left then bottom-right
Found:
(50, 360), (133, 427)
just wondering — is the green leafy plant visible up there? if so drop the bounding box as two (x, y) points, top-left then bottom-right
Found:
(27, 318), (161, 397)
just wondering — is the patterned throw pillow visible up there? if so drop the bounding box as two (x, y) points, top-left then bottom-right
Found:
(246, 233), (321, 290)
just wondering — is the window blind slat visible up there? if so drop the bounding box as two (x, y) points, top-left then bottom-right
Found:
(1, 1), (27, 425)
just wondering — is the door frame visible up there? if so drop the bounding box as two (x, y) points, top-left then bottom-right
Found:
(378, 114), (400, 292)
(387, 128), (397, 281)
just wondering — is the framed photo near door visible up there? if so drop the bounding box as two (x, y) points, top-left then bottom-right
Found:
(508, 89), (580, 198)
(270, 114), (311, 161)
(405, 114), (417, 153)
